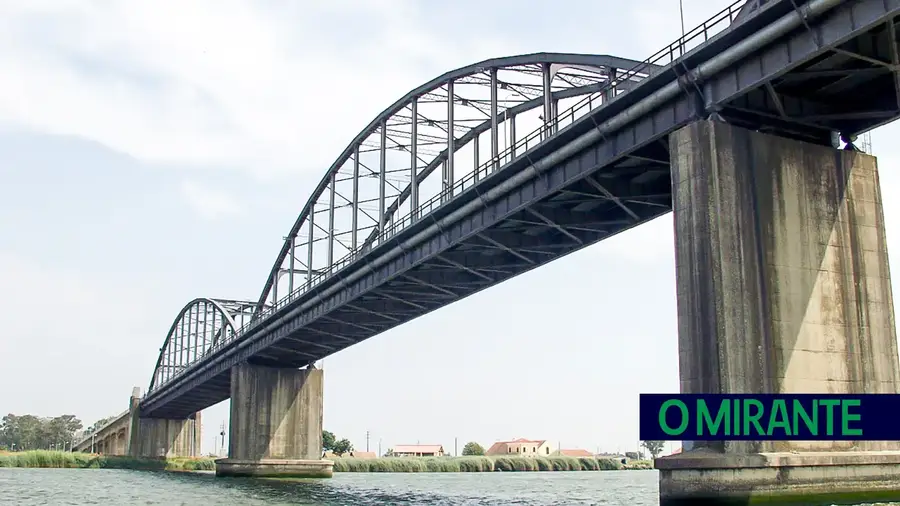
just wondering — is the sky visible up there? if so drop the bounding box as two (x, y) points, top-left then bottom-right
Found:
(1, 0), (899, 458)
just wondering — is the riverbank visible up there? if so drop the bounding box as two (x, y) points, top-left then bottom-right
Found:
(0, 451), (214, 471)
(0, 451), (652, 473)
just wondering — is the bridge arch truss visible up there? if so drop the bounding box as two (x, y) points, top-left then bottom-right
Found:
(149, 298), (261, 392)
(250, 53), (659, 322)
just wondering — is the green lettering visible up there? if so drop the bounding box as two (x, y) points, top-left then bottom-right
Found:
(820, 399), (840, 436)
(660, 399), (689, 436)
(697, 399), (730, 436)
(733, 398), (741, 435)
(841, 399), (862, 436)
(792, 399), (818, 436)
(767, 399), (792, 436)
(743, 399), (765, 436)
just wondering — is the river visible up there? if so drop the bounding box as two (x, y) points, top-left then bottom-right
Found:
(1, 468), (658, 505)
(2, 468), (899, 505)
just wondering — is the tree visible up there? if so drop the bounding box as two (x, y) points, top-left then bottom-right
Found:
(322, 430), (336, 452)
(0, 413), (83, 451)
(641, 440), (666, 459)
(332, 438), (353, 456)
(462, 441), (485, 456)
(86, 415), (116, 434)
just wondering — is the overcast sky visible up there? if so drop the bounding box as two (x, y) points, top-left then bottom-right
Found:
(2, 0), (899, 457)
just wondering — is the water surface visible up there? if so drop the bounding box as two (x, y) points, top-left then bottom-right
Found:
(1, 468), (657, 505)
(3, 468), (899, 505)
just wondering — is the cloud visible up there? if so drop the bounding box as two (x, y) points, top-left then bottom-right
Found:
(0, 0), (513, 179)
(179, 179), (243, 220)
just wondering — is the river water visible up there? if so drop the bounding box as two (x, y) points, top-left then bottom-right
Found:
(2, 468), (899, 505)
(1, 468), (658, 505)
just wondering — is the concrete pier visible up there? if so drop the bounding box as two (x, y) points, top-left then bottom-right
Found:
(656, 120), (900, 504)
(127, 387), (202, 458)
(216, 364), (333, 478)
(130, 414), (201, 458)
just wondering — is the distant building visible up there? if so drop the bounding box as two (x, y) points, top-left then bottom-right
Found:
(555, 449), (593, 457)
(485, 438), (554, 457)
(391, 445), (445, 457)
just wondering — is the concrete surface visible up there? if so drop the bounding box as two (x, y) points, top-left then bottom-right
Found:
(217, 364), (332, 478)
(130, 414), (201, 458)
(660, 120), (900, 504)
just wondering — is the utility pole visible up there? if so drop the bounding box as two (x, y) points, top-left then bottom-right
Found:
(378, 438), (382, 457)
(219, 421), (226, 457)
(454, 437), (458, 457)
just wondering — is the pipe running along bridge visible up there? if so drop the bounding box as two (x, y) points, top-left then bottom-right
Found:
(77, 0), (900, 502)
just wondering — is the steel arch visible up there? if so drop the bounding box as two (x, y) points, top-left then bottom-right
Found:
(251, 52), (661, 318)
(148, 298), (258, 392)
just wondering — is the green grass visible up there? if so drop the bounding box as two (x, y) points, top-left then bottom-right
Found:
(0, 450), (216, 471)
(0, 451), (648, 474)
(328, 455), (630, 472)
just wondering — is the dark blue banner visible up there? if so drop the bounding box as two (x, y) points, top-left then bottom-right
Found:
(639, 394), (900, 441)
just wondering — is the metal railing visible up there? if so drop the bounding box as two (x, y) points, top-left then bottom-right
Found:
(148, 0), (749, 394)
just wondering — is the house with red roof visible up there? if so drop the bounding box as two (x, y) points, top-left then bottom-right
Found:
(485, 438), (555, 457)
(555, 448), (594, 457)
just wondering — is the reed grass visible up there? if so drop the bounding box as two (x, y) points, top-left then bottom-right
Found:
(0, 451), (646, 474)
(0, 450), (215, 471)
(328, 455), (627, 472)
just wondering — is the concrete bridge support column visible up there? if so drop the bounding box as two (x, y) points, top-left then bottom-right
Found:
(129, 414), (201, 459)
(656, 119), (900, 505)
(216, 363), (333, 478)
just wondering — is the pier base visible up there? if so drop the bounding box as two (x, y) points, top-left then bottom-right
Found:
(215, 458), (333, 478)
(663, 120), (900, 505)
(657, 450), (900, 505)
(216, 363), (332, 478)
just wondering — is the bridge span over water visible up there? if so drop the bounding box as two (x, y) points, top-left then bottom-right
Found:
(78, 0), (900, 503)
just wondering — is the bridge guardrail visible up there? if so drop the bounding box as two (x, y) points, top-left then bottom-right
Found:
(148, 0), (749, 394)
(72, 408), (131, 450)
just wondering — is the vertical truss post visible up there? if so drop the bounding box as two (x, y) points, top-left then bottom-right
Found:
(288, 236), (295, 295)
(490, 68), (499, 173)
(605, 67), (618, 104)
(201, 302), (208, 360)
(176, 313), (186, 382)
(179, 308), (188, 372)
(509, 112), (517, 160)
(307, 208), (315, 285)
(551, 98), (558, 135)
(352, 144), (360, 251)
(473, 134), (480, 182)
(379, 120), (387, 239)
(327, 172), (335, 271)
(542, 63), (552, 140)
(445, 79), (455, 202)
(192, 304), (200, 364)
(410, 97), (419, 221)
(272, 269), (278, 304)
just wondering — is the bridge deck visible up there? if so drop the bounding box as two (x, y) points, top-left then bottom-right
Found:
(142, 0), (900, 418)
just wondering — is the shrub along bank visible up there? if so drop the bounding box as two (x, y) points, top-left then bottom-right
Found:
(0, 451), (215, 471)
(0, 451), (652, 473)
(330, 455), (652, 472)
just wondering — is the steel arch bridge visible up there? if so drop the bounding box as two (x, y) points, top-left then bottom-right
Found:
(142, 0), (900, 418)
(146, 51), (660, 394)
